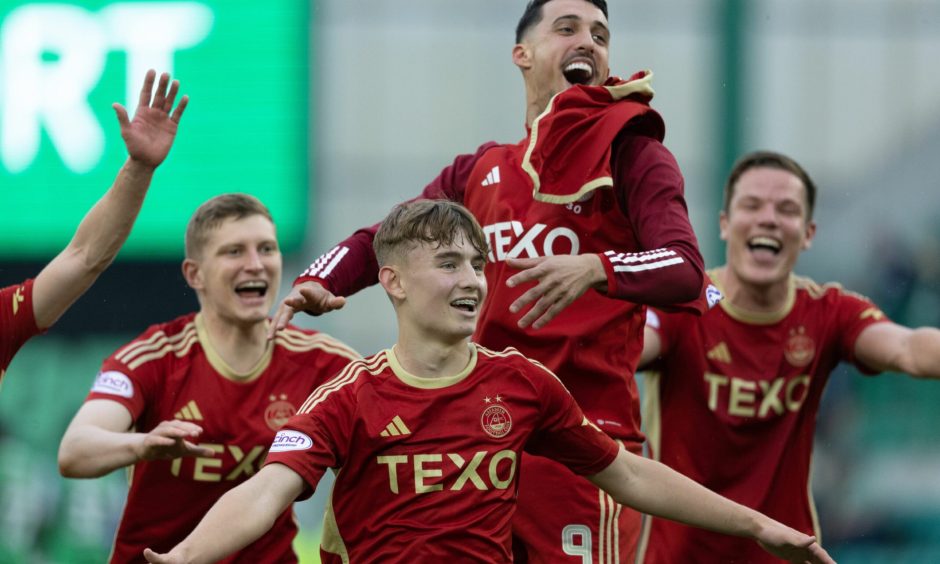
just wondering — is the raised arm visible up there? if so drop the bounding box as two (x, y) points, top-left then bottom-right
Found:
(854, 322), (940, 379)
(143, 463), (305, 564)
(590, 449), (834, 564)
(32, 70), (188, 329)
(58, 399), (213, 478)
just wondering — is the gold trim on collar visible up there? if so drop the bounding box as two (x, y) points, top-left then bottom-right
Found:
(524, 71), (656, 205)
(387, 344), (477, 389)
(195, 313), (273, 383)
(604, 70), (655, 100)
(714, 270), (797, 325)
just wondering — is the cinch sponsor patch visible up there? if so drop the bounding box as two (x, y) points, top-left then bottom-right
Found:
(270, 430), (313, 452)
(706, 284), (723, 308)
(91, 371), (134, 398)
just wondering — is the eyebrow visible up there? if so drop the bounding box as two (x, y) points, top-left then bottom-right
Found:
(553, 14), (610, 35)
(434, 250), (485, 262)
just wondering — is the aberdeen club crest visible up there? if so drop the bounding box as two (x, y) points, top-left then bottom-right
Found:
(784, 326), (815, 368)
(265, 394), (297, 431)
(481, 395), (512, 438)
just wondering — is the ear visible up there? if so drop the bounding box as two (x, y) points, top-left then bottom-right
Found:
(512, 43), (532, 71)
(801, 220), (817, 251)
(182, 258), (203, 291)
(378, 265), (406, 302)
(718, 210), (730, 242)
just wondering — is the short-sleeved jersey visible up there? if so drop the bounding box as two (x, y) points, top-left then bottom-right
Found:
(85, 312), (358, 563)
(297, 78), (711, 448)
(1, 279), (41, 382)
(638, 273), (889, 564)
(265, 344), (620, 563)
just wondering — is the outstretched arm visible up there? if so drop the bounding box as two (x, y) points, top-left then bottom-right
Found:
(143, 464), (305, 564)
(270, 143), (497, 335)
(590, 449), (834, 564)
(59, 399), (214, 478)
(855, 322), (940, 379)
(32, 70), (188, 329)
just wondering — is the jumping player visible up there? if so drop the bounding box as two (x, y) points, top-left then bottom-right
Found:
(144, 200), (831, 564)
(636, 150), (940, 563)
(57, 194), (358, 562)
(271, 2), (711, 560)
(1, 70), (186, 385)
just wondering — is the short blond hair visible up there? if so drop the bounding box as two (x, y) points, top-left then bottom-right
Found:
(185, 193), (274, 259)
(373, 200), (489, 266)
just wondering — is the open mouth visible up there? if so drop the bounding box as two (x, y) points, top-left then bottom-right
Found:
(451, 298), (478, 314)
(747, 236), (782, 255)
(235, 280), (269, 298)
(563, 60), (594, 85)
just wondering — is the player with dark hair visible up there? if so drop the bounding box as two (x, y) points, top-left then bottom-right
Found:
(145, 199), (832, 564)
(636, 150), (940, 563)
(270, 1), (711, 560)
(57, 194), (358, 563)
(1, 70), (186, 385)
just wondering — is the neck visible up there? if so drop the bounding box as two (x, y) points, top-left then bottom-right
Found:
(716, 265), (791, 314)
(394, 330), (472, 379)
(199, 311), (270, 374)
(524, 82), (552, 129)
(525, 102), (541, 129)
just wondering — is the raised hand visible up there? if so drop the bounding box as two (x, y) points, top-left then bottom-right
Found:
(268, 281), (346, 339)
(135, 420), (216, 461)
(505, 254), (606, 329)
(114, 69), (189, 169)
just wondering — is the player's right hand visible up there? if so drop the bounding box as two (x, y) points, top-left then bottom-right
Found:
(268, 281), (346, 339)
(115, 69), (188, 170)
(136, 420), (216, 461)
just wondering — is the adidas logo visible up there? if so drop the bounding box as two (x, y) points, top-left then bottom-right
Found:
(706, 342), (732, 364)
(12, 286), (24, 316)
(380, 415), (411, 437)
(860, 307), (885, 321)
(174, 400), (204, 421)
(481, 165), (500, 187)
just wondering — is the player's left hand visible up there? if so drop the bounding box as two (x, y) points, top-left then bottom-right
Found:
(756, 526), (835, 564)
(505, 254), (606, 329)
(114, 69), (188, 170)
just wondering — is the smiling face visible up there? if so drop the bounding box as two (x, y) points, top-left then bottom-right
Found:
(183, 214), (282, 327)
(720, 166), (816, 291)
(513, 0), (611, 116)
(383, 234), (487, 345)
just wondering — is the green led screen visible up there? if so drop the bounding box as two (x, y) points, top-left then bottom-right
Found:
(0, 1), (308, 258)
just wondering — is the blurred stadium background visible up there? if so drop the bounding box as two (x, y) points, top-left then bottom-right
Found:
(2, 0), (940, 562)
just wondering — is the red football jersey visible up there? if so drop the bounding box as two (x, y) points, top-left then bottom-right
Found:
(295, 81), (708, 563)
(298, 132), (705, 445)
(85, 312), (358, 563)
(462, 136), (696, 445)
(265, 344), (620, 563)
(638, 274), (889, 564)
(1, 279), (40, 382)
